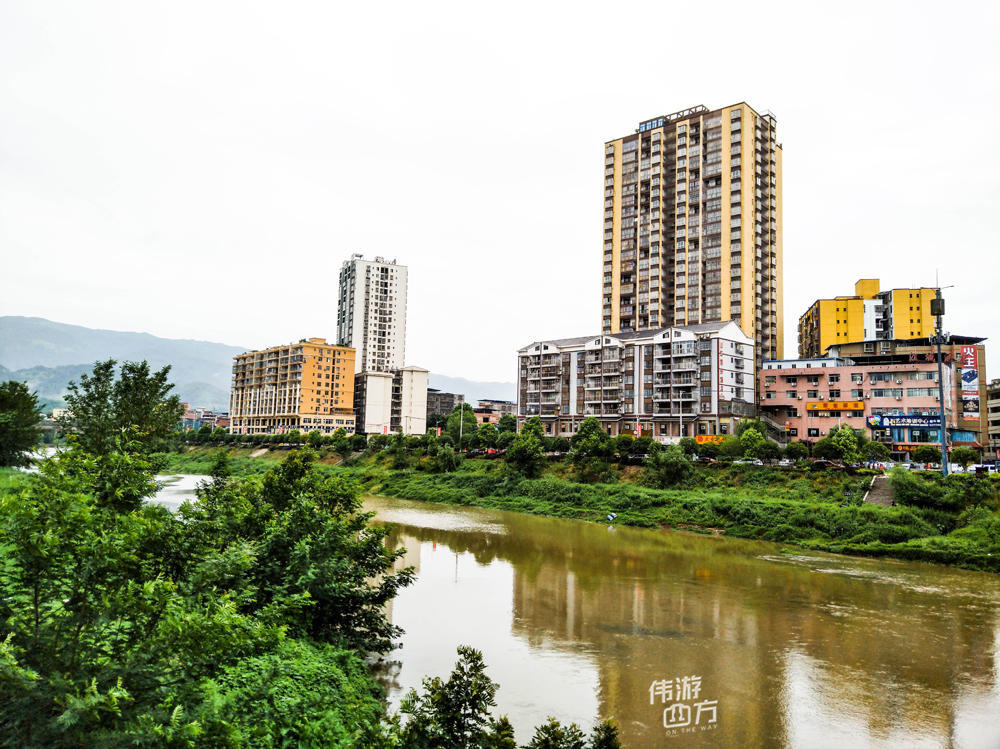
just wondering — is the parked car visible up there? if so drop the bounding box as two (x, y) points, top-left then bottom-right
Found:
(733, 458), (764, 466)
(777, 459), (793, 467)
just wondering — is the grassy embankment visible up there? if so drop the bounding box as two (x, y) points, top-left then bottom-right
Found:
(150, 446), (1000, 573)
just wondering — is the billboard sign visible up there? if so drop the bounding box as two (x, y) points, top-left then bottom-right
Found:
(805, 401), (864, 412)
(866, 414), (942, 429)
(960, 346), (980, 419)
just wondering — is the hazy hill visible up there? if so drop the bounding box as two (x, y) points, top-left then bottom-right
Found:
(1, 317), (516, 412)
(0, 317), (245, 410)
(427, 374), (515, 406)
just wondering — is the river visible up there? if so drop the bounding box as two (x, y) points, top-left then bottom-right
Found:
(367, 496), (1000, 749)
(152, 479), (1000, 748)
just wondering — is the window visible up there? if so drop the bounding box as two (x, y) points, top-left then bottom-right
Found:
(765, 376), (776, 385)
(787, 408), (798, 417)
(828, 374), (841, 383)
(807, 390), (819, 398)
(788, 428), (799, 437)
(765, 391), (776, 399)
(829, 389), (841, 399)
(786, 390), (798, 398)
(808, 428), (820, 438)
(851, 373), (864, 384)
(851, 389), (864, 399)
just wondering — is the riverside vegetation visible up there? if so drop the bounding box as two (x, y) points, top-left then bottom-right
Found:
(0, 364), (620, 747)
(158, 412), (1000, 573)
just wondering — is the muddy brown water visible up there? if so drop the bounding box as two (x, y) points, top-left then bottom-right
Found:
(367, 495), (1000, 749)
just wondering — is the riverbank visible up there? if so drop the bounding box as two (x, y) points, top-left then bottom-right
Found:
(149, 447), (1000, 573)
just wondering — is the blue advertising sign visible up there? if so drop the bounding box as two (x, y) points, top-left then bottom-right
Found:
(866, 415), (942, 429)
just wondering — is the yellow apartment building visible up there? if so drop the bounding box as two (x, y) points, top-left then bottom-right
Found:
(229, 337), (356, 435)
(798, 279), (936, 358)
(602, 102), (782, 364)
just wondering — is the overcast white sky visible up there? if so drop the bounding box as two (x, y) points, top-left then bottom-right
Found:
(2, 1), (998, 382)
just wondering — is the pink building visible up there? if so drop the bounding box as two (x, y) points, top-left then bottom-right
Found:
(759, 357), (960, 458)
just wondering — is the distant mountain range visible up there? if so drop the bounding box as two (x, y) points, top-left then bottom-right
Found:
(0, 317), (515, 411)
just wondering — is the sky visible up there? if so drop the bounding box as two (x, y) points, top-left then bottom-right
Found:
(2, 0), (998, 383)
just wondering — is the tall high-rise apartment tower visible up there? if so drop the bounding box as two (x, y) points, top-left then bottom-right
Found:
(337, 254), (408, 373)
(602, 102), (783, 362)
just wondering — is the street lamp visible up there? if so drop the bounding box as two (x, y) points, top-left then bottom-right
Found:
(930, 289), (949, 478)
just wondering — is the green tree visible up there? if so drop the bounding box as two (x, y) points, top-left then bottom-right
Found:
(697, 442), (721, 459)
(570, 417), (610, 460)
(521, 415), (545, 440)
(477, 423), (499, 449)
(497, 414), (517, 434)
(736, 418), (766, 437)
(434, 445), (462, 473)
(0, 381), (43, 468)
(678, 436), (698, 457)
(611, 434), (633, 461)
(812, 437), (842, 460)
(739, 427), (765, 458)
(59, 359), (183, 456)
(784, 441), (810, 460)
(718, 436), (744, 459)
(427, 413), (448, 429)
(504, 434), (545, 478)
(446, 404), (480, 444)
(306, 429), (324, 447)
(549, 436), (571, 454)
(950, 446), (979, 469)
(912, 444), (942, 465)
(752, 440), (782, 462)
(864, 441), (891, 462)
(392, 646), (506, 748)
(630, 436), (654, 456)
(831, 427), (860, 463)
(497, 431), (516, 450)
(644, 444), (693, 488)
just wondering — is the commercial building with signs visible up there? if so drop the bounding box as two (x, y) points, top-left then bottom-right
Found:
(517, 322), (755, 439)
(602, 102), (782, 365)
(230, 338), (356, 435)
(986, 379), (1000, 460)
(759, 335), (987, 457)
(337, 254), (408, 374)
(828, 336), (987, 449)
(426, 388), (464, 418)
(798, 278), (937, 358)
(355, 366), (428, 436)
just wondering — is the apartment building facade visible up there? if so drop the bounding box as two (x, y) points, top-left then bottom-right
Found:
(337, 254), (408, 373)
(230, 338), (356, 435)
(798, 279), (937, 358)
(602, 102), (782, 364)
(517, 322), (755, 439)
(355, 366), (428, 436)
(987, 379), (1000, 460)
(477, 399), (517, 416)
(426, 388), (464, 418)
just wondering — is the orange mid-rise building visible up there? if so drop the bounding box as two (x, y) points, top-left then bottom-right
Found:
(229, 337), (356, 435)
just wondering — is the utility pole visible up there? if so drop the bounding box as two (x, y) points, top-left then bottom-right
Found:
(930, 288), (949, 477)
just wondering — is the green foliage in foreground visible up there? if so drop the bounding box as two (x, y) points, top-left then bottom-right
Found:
(0, 441), (411, 746)
(370, 646), (619, 749)
(0, 380), (43, 468)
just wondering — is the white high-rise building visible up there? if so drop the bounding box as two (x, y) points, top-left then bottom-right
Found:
(337, 254), (408, 373)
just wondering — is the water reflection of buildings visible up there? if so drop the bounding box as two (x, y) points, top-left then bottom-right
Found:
(382, 512), (1000, 748)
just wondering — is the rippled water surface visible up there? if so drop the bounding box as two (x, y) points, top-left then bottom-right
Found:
(366, 495), (1000, 749)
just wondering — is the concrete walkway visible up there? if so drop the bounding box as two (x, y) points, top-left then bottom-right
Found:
(863, 475), (895, 506)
